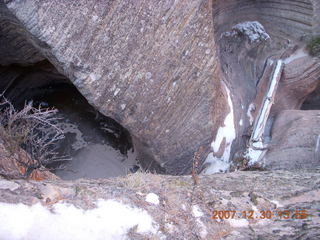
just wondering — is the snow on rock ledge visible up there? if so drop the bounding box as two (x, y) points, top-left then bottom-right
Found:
(203, 82), (236, 174)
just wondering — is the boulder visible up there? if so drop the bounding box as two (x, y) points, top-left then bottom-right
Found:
(1, 0), (228, 174)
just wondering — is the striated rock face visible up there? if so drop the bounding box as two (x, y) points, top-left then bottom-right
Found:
(0, 1), (44, 65)
(0, 0), (228, 174)
(212, 0), (320, 170)
(272, 51), (320, 114)
(265, 110), (320, 170)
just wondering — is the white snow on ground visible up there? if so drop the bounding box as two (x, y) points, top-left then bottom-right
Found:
(0, 180), (19, 191)
(145, 193), (160, 205)
(270, 200), (283, 208)
(245, 141), (265, 164)
(191, 205), (207, 238)
(203, 153), (230, 173)
(192, 205), (204, 218)
(284, 48), (308, 64)
(0, 199), (156, 240)
(203, 83), (236, 174)
(227, 219), (249, 228)
(56, 122), (88, 151)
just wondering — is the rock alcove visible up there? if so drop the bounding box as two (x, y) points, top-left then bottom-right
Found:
(0, 61), (140, 180)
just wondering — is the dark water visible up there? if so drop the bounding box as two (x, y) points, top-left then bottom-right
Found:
(31, 84), (137, 180)
(4, 72), (137, 180)
(1, 62), (139, 179)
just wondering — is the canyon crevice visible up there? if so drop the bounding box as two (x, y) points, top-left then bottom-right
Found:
(0, 1), (319, 238)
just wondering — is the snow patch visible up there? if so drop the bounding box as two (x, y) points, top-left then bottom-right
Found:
(252, 60), (283, 142)
(192, 205), (207, 238)
(252, 205), (258, 212)
(92, 15), (99, 22)
(203, 153), (230, 173)
(245, 142), (264, 164)
(55, 144), (136, 180)
(0, 200), (156, 240)
(239, 119), (243, 126)
(89, 73), (101, 82)
(197, 219), (208, 238)
(203, 83), (236, 174)
(0, 180), (19, 191)
(270, 200), (283, 208)
(192, 205), (204, 218)
(284, 48), (308, 64)
(228, 219), (249, 228)
(146, 193), (160, 205)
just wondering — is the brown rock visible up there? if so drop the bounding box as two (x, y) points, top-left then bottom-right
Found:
(0, 138), (59, 181)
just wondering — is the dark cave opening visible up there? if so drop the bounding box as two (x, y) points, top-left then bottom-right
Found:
(301, 83), (320, 110)
(0, 61), (139, 179)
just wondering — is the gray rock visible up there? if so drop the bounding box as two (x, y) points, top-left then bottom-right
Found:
(1, 0), (228, 174)
(0, 179), (19, 191)
(222, 21), (270, 43)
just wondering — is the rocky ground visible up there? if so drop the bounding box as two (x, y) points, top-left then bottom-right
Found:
(0, 169), (319, 239)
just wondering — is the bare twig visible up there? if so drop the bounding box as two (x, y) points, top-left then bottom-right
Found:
(0, 96), (70, 178)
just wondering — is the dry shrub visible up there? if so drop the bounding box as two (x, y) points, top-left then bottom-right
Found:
(0, 96), (69, 177)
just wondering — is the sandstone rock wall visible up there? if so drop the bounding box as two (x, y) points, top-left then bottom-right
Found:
(0, 1), (44, 65)
(265, 110), (320, 169)
(1, 0), (228, 174)
(212, 0), (320, 167)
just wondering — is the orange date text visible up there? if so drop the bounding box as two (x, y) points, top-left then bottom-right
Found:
(209, 210), (309, 220)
